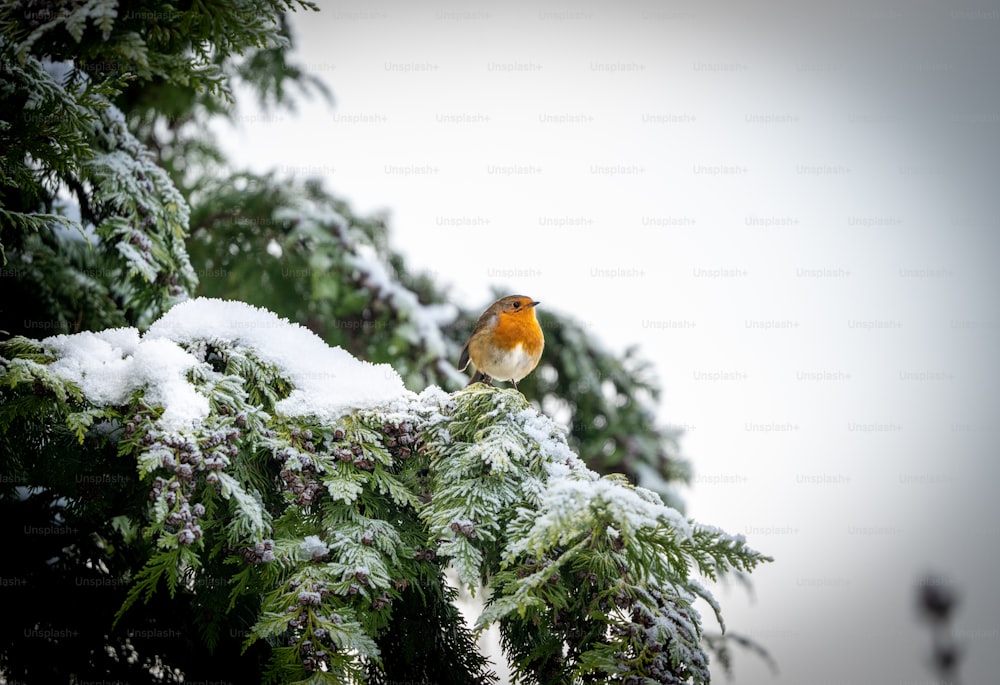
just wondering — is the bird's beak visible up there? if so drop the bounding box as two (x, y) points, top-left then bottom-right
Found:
(528, 301), (540, 307)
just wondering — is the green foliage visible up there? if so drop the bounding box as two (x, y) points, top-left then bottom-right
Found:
(0, 36), (101, 224)
(516, 309), (693, 510)
(429, 390), (769, 684)
(0, 1), (771, 681)
(185, 172), (461, 392)
(6, 0), (689, 505)
(182, 172), (692, 507)
(0, 318), (769, 683)
(0, 1), (319, 102)
(0, 0), (322, 332)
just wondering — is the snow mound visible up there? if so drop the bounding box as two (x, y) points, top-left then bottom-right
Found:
(44, 298), (408, 429)
(46, 328), (210, 430)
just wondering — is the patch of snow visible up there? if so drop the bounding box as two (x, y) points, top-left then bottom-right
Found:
(516, 408), (588, 471)
(43, 298), (408, 431)
(506, 469), (693, 560)
(45, 328), (209, 430)
(40, 59), (74, 85)
(299, 534), (330, 561)
(147, 298), (409, 419)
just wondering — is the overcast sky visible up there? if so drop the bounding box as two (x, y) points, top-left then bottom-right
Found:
(213, 2), (1000, 682)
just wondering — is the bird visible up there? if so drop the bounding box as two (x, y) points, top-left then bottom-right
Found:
(458, 295), (544, 390)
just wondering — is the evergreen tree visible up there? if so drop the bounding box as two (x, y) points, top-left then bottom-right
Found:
(0, 3), (770, 682)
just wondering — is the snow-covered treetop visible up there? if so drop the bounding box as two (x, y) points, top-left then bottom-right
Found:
(0, 2), (764, 679)
(0, 297), (770, 683)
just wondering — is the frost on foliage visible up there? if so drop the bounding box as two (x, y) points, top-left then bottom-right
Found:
(3, 1), (318, 325)
(82, 100), (196, 319)
(1, 40), (197, 320)
(18, 296), (406, 622)
(272, 202), (467, 389)
(0, 43), (94, 240)
(15, 0), (119, 55)
(416, 384), (771, 683)
(1, 309), (768, 683)
(345, 247), (453, 359)
(10, 1), (291, 98)
(504, 475), (692, 562)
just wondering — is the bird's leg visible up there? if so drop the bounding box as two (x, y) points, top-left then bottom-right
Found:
(511, 378), (518, 391)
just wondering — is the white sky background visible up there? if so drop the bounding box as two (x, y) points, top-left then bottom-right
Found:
(213, 2), (1000, 683)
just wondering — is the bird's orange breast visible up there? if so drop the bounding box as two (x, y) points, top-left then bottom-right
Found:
(491, 311), (544, 357)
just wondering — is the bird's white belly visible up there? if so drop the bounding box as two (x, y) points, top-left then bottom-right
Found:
(483, 343), (535, 382)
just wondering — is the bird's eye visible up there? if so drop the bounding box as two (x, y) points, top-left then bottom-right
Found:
(512, 302), (521, 309)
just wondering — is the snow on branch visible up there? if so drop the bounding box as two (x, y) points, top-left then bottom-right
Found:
(270, 201), (467, 389)
(0, 298), (770, 683)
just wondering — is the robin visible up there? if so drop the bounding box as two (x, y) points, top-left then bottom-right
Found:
(458, 295), (544, 390)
